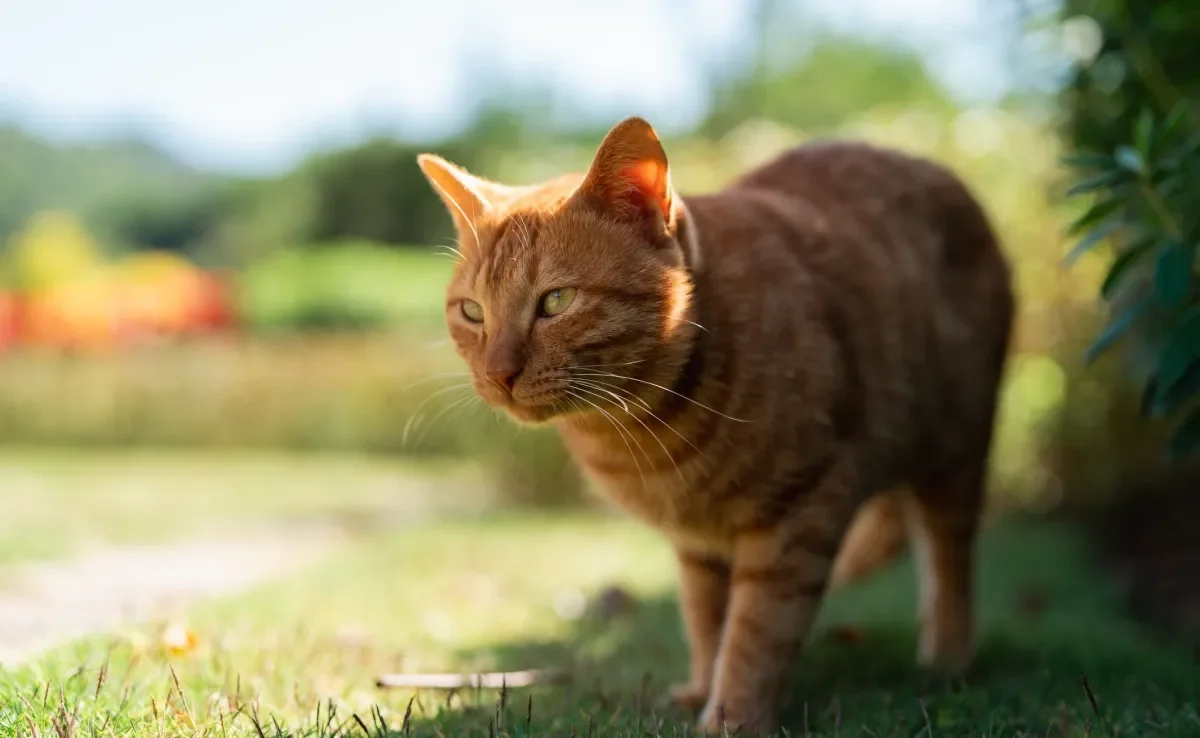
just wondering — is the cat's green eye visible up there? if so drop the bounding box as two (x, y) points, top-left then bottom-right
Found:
(460, 299), (484, 323)
(539, 287), (577, 318)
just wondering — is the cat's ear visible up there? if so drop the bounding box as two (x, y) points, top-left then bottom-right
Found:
(577, 116), (677, 241)
(416, 154), (507, 238)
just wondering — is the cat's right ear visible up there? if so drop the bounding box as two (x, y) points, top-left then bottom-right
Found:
(416, 154), (498, 239)
(576, 116), (678, 243)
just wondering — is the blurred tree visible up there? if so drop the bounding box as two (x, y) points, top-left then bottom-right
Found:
(0, 124), (210, 244)
(297, 98), (538, 247)
(95, 185), (239, 257)
(1060, 0), (1200, 458)
(699, 3), (955, 138)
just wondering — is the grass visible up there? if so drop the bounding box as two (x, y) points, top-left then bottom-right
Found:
(2, 513), (1197, 737)
(0, 447), (488, 564)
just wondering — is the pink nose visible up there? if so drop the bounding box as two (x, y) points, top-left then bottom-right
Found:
(486, 367), (519, 393)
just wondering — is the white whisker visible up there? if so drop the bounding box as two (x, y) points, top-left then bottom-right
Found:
(571, 383), (687, 488)
(565, 388), (648, 490)
(574, 370), (751, 423)
(571, 377), (709, 463)
(400, 372), (474, 392)
(402, 382), (474, 446)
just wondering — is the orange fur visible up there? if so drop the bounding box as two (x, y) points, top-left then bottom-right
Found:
(418, 117), (1014, 734)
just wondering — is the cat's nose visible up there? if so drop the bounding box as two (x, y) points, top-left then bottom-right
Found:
(486, 367), (520, 393)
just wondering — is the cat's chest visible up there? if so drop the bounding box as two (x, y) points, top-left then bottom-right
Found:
(561, 429), (727, 547)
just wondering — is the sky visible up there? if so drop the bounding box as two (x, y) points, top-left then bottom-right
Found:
(0, 0), (1033, 174)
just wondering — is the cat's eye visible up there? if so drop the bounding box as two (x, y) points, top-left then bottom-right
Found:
(460, 299), (484, 323)
(539, 287), (577, 318)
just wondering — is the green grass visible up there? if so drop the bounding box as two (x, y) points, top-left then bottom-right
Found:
(0, 448), (487, 564)
(3, 514), (1196, 736)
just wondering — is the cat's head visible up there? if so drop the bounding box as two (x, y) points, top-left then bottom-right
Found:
(417, 116), (697, 425)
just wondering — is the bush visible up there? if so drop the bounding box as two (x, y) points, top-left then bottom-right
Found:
(1060, 0), (1200, 460)
(236, 242), (450, 333)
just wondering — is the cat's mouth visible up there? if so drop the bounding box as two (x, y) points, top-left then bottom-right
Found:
(472, 379), (569, 426)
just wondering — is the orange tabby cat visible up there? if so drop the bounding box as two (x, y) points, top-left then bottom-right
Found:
(417, 117), (1014, 733)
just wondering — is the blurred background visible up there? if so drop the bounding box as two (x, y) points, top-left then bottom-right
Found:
(0, 0), (1197, 640)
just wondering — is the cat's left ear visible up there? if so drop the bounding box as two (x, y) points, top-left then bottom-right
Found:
(417, 154), (512, 239)
(577, 116), (678, 242)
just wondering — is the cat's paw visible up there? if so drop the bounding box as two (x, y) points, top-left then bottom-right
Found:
(666, 682), (709, 712)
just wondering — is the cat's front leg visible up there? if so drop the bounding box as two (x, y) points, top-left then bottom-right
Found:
(669, 549), (730, 712)
(696, 462), (858, 735)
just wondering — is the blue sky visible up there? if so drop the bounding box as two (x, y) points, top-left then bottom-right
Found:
(0, 0), (1028, 173)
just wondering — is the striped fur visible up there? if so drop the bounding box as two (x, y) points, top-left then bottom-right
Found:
(417, 117), (1014, 734)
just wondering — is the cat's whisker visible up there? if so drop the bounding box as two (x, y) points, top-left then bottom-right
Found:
(564, 389), (648, 490)
(412, 393), (482, 448)
(571, 383), (688, 488)
(574, 370), (752, 423)
(401, 382), (475, 447)
(571, 377), (710, 463)
(571, 381), (630, 414)
(434, 240), (465, 264)
(571, 359), (644, 370)
(400, 372), (474, 392)
(570, 377), (652, 413)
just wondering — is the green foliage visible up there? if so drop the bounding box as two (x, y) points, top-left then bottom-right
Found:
(301, 139), (474, 247)
(95, 184), (239, 258)
(1061, 0), (1200, 459)
(236, 242), (451, 332)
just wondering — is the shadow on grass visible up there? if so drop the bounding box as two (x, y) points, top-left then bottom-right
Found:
(395, 520), (1200, 737)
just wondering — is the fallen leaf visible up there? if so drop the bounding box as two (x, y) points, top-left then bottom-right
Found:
(161, 623), (198, 656)
(828, 625), (865, 644)
(586, 585), (638, 621)
(1017, 585), (1049, 618)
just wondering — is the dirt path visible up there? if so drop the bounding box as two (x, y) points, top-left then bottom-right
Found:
(0, 527), (344, 666)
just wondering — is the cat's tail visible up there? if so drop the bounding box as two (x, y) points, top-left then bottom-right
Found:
(828, 491), (908, 588)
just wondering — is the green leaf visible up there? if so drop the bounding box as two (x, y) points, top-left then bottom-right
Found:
(1101, 234), (1158, 299)
(1167, 408), (1200, 460)
(1060, 152), (1114, 170)
(1085, 297), (1151, 365)
(1067, 197), (1123, 237)
(1115, 145), (1145, 174)
(1159, 103), (1190, 150)
(1065, 220), (1120, 265)
(1150, 362), (1200, 418)
(1150, 306), (1200, 412)
(1135, 109), (1155, 157)
(1065, 170), (1126, 198)
(1140, 375), (1161, 416)
(1153, 238), (1192, 307)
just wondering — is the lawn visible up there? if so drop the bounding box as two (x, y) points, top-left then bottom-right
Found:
(3, 511), (1197, 737)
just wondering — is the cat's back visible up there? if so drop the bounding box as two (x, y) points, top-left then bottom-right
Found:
(682, 140), (1014, 480)
(688, 139), (1012, 328)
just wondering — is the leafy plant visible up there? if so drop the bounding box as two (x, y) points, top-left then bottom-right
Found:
(1064, 101), (1200, 458)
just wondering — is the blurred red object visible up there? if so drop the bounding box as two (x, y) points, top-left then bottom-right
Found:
(0, 291), (22, 353)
